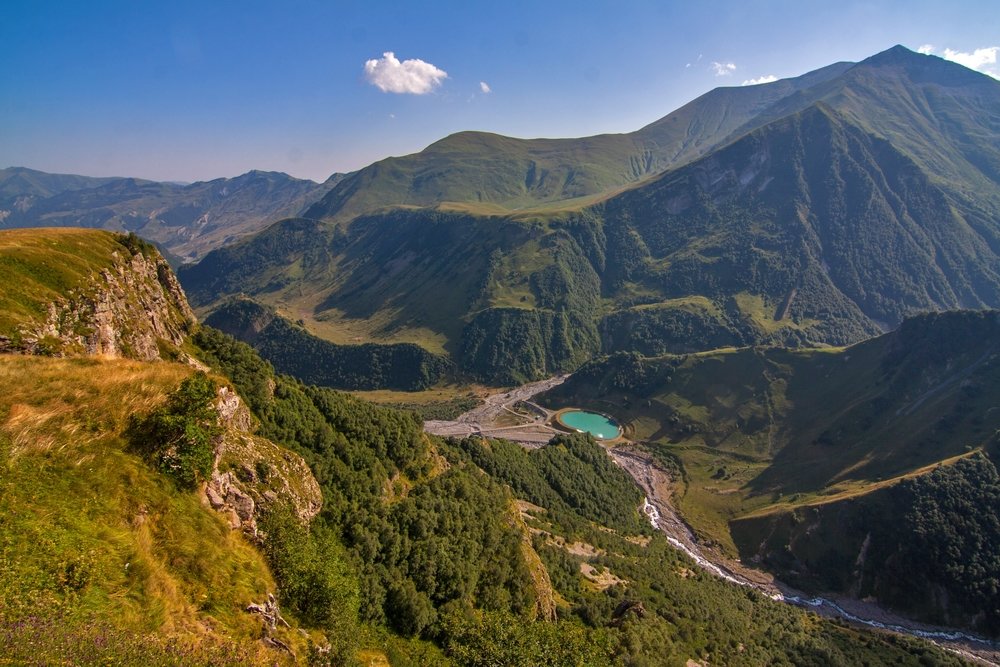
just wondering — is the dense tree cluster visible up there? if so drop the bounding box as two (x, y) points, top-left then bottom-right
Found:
(882, 451), (1000, 633)
(460, 308), (598, 384)
(194, 326), (534, 639)
(187, 325), (966, 664)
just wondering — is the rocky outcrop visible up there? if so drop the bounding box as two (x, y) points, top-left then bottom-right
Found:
(6, 243), (195, 359)
(204, 388), (322, 536)
(246, 593), (293, 655)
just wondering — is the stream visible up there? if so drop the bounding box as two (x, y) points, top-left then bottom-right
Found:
(616, 447), (999, 665)
(426, 377), (1000, 664)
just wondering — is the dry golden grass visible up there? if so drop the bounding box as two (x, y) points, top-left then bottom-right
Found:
(0, 355), (303, 664)
(0, 355), (192, 457)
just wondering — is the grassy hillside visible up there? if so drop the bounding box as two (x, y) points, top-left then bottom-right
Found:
(0, 228), (125, 334)
(542, 310), (1000, 632)
(303, 62), (852, 224)
(0, 227), (194, 359)
(0, 356), (302, 664)
(180, 47), (1000, 384)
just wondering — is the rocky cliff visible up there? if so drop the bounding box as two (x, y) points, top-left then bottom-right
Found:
(205, 386), (323, 536)
(0, 229), (195, 359)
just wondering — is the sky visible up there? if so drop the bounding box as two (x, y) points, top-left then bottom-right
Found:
(1, 0), (998, 183)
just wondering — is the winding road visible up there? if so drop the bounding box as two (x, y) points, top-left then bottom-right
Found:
(424, 374), (568, 446)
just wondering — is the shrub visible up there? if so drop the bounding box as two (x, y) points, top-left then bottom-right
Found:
(257, 504), (360, 661)
(128, 372), (221, 489)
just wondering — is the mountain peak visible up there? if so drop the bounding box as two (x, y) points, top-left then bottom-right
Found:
(855, 44), (939, 71)
(866, 44), (917, 62)
(856, 43), (997, 87)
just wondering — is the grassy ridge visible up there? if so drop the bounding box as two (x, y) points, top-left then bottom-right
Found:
(304, 62), (853, 224)
(0, 356), (299, 663)
(0, 228), (126, 333)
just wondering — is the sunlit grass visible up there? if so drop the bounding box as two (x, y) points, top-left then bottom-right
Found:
(0, 356), (294, 663)
(0, 228), (124, 334)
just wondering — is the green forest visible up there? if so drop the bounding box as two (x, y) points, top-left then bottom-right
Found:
(189, 325), (963, 665)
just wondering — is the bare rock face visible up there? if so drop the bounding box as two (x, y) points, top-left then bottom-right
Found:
(203, 388), (323, 537)
(15, 246), (195, 360)
(215, 386), (253, 432)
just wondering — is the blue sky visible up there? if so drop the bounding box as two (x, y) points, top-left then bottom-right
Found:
(2, 0), (997, 183)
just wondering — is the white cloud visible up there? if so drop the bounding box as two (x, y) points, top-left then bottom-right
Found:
(363, 52), (448, 94)
(479, 81), (491, 94)
(942, 46), (999, 78)
(742, 74), (778, 86)
(711, 61), (736, 76)
(918, 44), (1000, 79)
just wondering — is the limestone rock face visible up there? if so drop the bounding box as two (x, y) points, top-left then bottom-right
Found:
(204, 388), (323, 536)
(15, 247), (195, 360)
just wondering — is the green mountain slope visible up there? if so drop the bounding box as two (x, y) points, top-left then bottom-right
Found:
(192, 325), (964, 666)
(599, 100), (1000, 335)
(0, 169), (338, 262)
(542, 309), (1000, 632)
(732, 45), (1000, 212)
(0, 230), (968, 664)
(180, 47), (1000, 384)
(303, 62), (852, 222)
(204, 297), (451, 391)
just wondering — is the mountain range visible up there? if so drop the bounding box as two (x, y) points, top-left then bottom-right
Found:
(176, 45), (1000, 384)
(0, 167), (340, 262)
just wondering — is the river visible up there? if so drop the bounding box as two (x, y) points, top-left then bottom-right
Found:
(425, 377), (1000, 665)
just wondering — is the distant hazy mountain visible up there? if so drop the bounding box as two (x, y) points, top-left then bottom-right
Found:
(182, 46), (1000, 384)
(0, 167), (125, 199)
(0, 167), (339, 261)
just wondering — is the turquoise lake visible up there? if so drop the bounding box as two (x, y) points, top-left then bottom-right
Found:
(558, 410), (621, 439)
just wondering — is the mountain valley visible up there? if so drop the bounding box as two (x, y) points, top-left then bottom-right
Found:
(4, 41), (1000, 666)
(180, 46), (1000, 385)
